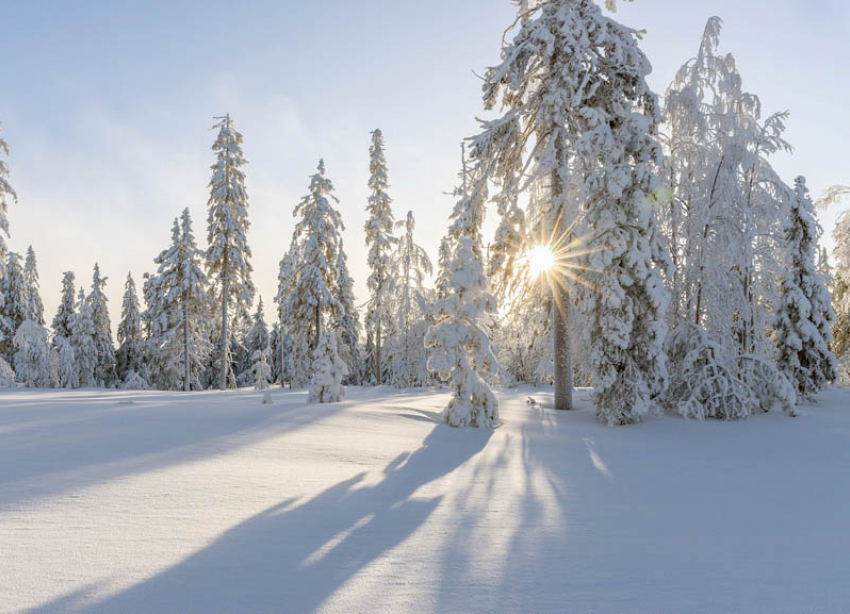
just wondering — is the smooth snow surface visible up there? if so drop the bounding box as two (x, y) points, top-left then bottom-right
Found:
(1, 386), (848, 614)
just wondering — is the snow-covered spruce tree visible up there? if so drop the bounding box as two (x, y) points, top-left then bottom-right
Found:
(240, 297), (269, 385)
(115, 272), (147, 387)
(253, 347), (273, 404)
(51, 271), (76, 342)
(147, 210), (211, 391)
(13, 319), (50, 387)
(435, 236), (453, 300)
(362, 330), (376, 385)
(144, 223), (180, 389)
(206, 114), (254, 390)
(269, 322), (283, 384)
(426, 235), (499, 427)
(88, 263), (116, 386)
(334, 241), (361, 383)
(176, 207), (211, 392)
(50, 272), (78, 388)
(0, 355), (13, 386)
(229, 304), (253, 386)
(177, 206), (212, 391)
(555, 1), (669, 424)
(364, 128), (396, 385)
(53, 333), (79, 389)
(291, 159), (344, 370)
(0, 251), (26, 363)
(23, 246), (45, 325)
(309, 331), (347, 403)
(276, 248), (303, 387)
(71, 288), (97, 388)
(14, 245), (50, 388)
(774, 177), (838, 401)
(388, 211), (433, 387)
(472, 0), (669, 423)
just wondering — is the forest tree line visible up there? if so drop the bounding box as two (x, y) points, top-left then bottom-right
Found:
(0, 1), (848, 428)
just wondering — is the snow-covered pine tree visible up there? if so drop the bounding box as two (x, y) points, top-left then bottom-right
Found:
(290, 159), (344, 366)
(206, 114), (254, 390)
(116, 272), (147, 387)
(0, 251), (26, 363)
(71, 288), (97, 387)
(426, 235), (499, 428)
(469, 2), (579, 407)
(388, 211), (433, 387)
(334, 241), (360, 382)
(364, 128), (396, 385)
(23, 246), (44, 326)
(309, 331), (347, 403)
(774, 177), (838, 401)
(13, 319), (50, 387)
(88, 263), (116, 387)
(471, 0), (670, 422)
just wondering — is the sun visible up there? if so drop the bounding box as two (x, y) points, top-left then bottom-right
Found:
(528, 244), (555, 278)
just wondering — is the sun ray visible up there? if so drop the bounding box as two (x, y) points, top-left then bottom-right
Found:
(528, 244), (555, 278)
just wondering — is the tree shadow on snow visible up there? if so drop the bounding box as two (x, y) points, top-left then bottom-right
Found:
(431, 390), (592, 614)
(395, 406), (444, 423)
(0, 388), (347, 508)
(26, 422), (491, 614)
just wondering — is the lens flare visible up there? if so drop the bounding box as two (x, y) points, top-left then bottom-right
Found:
(528, 244), (555, 277)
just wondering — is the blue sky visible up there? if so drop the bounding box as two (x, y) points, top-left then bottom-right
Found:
(1, 0), (848, 324)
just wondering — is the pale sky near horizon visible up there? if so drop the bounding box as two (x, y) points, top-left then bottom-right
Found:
(1, 0), (848, 329)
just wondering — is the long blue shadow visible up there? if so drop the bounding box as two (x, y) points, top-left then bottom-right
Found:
(25, 422), (491, 614)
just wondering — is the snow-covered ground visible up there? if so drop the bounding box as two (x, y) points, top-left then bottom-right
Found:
(1, 385), (848, 614)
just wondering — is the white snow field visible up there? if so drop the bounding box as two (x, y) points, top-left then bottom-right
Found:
(1, 386), (848, 614)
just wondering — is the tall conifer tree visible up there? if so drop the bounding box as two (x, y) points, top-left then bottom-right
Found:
(206, 115), (254, 390)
